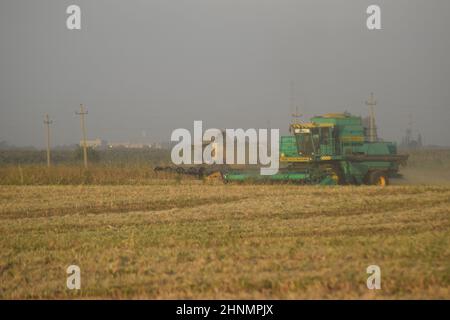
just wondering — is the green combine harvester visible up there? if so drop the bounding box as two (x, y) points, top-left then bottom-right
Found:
(222, 112), (408, 186)
(155, 112), (408, 185)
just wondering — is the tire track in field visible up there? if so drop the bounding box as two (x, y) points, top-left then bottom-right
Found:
(0, 195), (249, 220)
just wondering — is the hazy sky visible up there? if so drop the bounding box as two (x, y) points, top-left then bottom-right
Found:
(1, 0), (449, 147)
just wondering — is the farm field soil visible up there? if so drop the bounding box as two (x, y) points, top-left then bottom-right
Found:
(0, 184), (449, 299)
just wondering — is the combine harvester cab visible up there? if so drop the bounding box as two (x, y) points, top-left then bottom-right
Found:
(278, 113), (408, 185)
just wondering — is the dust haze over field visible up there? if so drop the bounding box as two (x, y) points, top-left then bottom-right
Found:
(391, 149), (450, 186)
(396, 168), (450, 186)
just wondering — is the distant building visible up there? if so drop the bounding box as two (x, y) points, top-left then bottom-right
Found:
(150, 143), (163, 149)
(108, 142), (151, 149)
(80, 139), (107, 149)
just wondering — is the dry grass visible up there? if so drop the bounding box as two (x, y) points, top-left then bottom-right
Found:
(0, 164), (193, 185)
(0, 183), (449, 299)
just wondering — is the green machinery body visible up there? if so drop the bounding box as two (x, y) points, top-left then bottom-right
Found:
(223, 113), (408, 185)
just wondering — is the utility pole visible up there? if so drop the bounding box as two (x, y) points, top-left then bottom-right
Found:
(289, 80), (295, 119)
(76, 104), (88, 168)
(365, 93), (378, 142)
(292, 105), (302, 124)
(290, 81), (302, 128)
(44, 114), (53, 167)
(405, 113), (413, 146)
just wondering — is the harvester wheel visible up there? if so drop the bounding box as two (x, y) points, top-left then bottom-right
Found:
(330, 171), (341, 185)
(368, 171), (389, 186)
(205, 171), (224, 184)
(328, 166), (343, 185)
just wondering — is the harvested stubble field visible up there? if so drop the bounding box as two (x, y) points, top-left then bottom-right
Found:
(0, 183), (449, 299)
